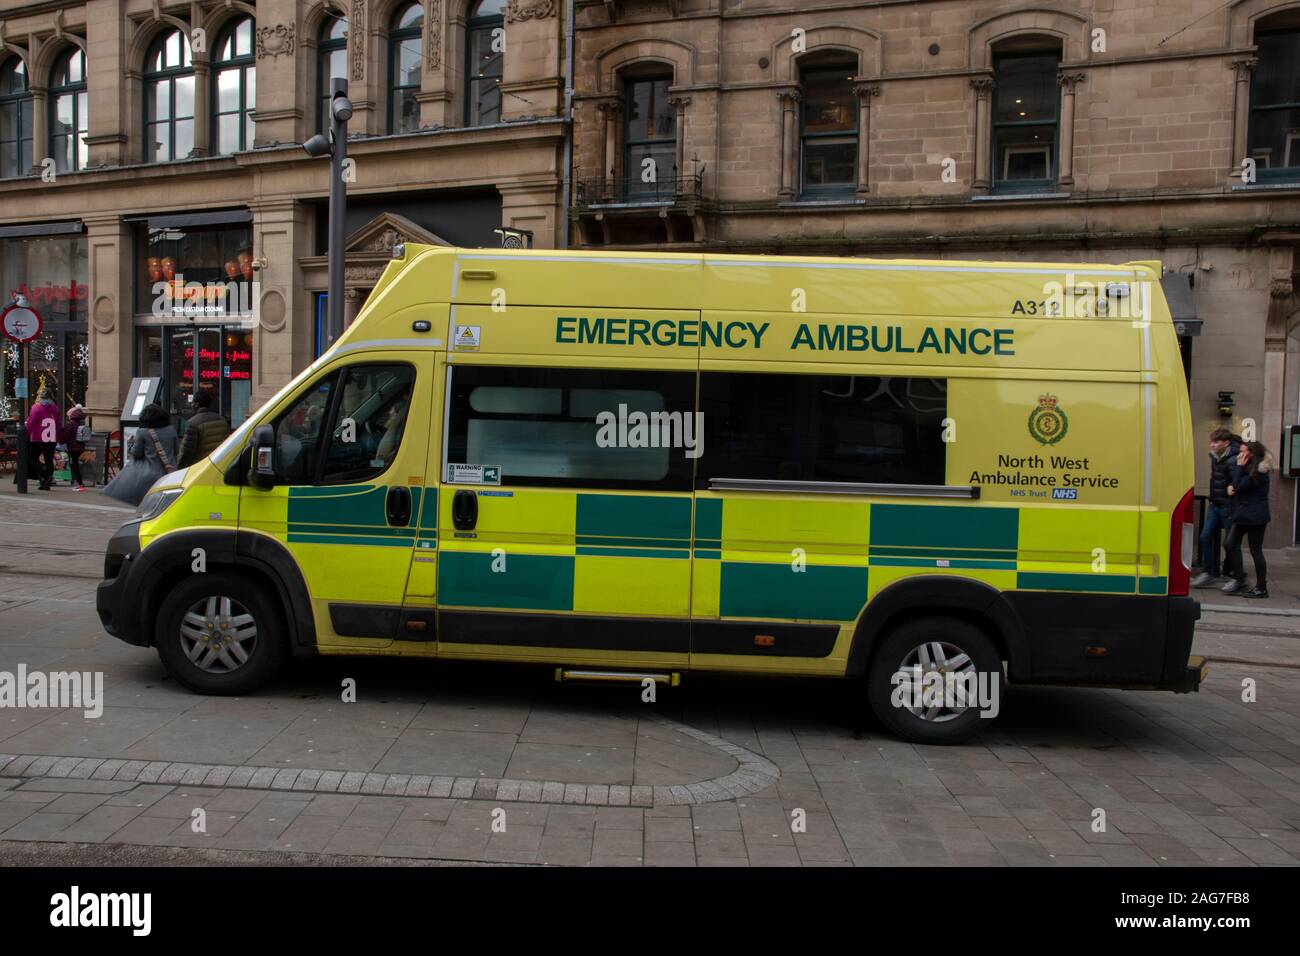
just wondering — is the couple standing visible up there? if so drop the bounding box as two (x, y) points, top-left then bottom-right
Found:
(1191, 428), (1271, 599)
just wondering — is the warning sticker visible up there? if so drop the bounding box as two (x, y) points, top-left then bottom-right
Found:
(453, 325), (481, 351)
(447, 463), (501, 485)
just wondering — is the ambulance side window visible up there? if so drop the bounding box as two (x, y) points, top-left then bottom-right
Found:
(446, 365), (695, 491)
(271, 372), (338, 484)
(698, 372), (948, 487)
(319, 364), (416, 485)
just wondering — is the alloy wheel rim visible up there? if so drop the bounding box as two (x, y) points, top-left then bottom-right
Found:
(179, 595), (257, 673)
(893, 640), (979, 723)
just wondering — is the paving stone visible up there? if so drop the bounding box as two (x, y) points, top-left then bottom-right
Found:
(382, 774), (411, 797)
(337, 772), (366, 794)
(90, 759), (126, 780)
(315, 771), (345, 793)
(114, 760), (149, 781)
(226, 766), (257, 789)
(405, 775), (434, 797)
(157, 764), (188, 785)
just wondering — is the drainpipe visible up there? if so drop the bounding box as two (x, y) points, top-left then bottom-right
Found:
(559, 0), (576, 249)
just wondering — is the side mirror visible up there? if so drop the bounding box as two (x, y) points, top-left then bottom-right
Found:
(248, 423), (277, 489)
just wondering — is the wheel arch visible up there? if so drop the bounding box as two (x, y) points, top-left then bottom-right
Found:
(135, 529), (316, 656)
(846, 575), (1030, 679)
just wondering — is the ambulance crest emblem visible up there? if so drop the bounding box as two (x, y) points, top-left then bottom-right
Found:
(1028, 394), (1068, 445)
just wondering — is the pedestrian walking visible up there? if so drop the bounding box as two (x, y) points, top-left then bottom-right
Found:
(1191, 427), (1240, 588)
(24, 388), (60, 491)
(1221, 440), (1271, 599)
(176, 390), (231, 468)
(101, 403), (178, 507)
(60, 403), (90, 491)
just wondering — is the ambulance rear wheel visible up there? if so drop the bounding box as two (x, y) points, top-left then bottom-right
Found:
(156, 572), (287, 695)
(866, 617), (1003, 745)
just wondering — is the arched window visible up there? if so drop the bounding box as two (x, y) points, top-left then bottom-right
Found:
(991, 42), (1061, 192)
(466, 0), (505, 126)
(0, 57), (33, 178)
(622, 70), (675, 199)
(50, 49), (88, 173)
(799, 53), (857, 196)
(389, 3), (423, 134)
(318, 13), (349, 134)
(1248, 17), (1300, 181)
(213, 17), (256, 154)
(144, 28), (195, 162)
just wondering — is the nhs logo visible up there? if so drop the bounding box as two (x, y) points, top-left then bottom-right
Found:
(1052, 488), (1078, 500)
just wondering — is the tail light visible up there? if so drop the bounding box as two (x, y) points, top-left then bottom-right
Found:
(1169, 487), (1195, 596)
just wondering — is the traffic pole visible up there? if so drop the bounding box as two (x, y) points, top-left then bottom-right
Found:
(15, 341), (28, 494)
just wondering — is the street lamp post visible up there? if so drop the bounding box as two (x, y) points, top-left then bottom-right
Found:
(303, 78), (354, 350)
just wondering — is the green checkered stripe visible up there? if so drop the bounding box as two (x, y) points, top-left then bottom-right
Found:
(286, 485), (436, 549)
(695, 500), (1161, 623)
(437, 494), (691, 610)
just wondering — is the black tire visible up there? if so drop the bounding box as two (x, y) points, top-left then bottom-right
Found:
(155, 571), (287, 695)
(866, 616), (1004, 745)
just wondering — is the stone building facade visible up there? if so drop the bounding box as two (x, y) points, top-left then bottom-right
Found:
(3, 0), (1300, 546)
(0, 0), (566, 436)
(567, 0), (1300, 546)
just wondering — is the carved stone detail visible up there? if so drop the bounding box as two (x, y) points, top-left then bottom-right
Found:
(1270, 278), (1294, 299)
(351, 0), (366, 82)
(255, 24), (294, 60)
(852, 84), (881, 100)
(345, 264), (385, 284)
(1231, 57), (1259, 80)
(366, 228), (407, 253)
(506, 0), (557, 22)
(1057, 72), (1086, 90)
(426, 0), (441, 70)
(970, 77), (994, 94)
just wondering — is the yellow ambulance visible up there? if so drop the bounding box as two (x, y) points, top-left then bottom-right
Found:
(97, 245), (1205, 743)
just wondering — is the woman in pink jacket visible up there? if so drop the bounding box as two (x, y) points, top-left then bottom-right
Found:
(25, 389), (60, 491)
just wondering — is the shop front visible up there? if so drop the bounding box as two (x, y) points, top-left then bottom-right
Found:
(130, 210), (256, 430)
(1, 224), (88, 423)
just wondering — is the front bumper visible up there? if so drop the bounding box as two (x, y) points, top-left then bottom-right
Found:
(96, 519), (148, 646)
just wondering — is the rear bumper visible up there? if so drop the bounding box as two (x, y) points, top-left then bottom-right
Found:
(1005, 592), (1202, 690)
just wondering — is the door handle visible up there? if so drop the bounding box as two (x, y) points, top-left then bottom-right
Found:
(386, 486), (412, 527)
(452, 489), (478, 530)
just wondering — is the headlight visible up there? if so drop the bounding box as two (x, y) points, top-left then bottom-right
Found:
(136, 488), (184, 522)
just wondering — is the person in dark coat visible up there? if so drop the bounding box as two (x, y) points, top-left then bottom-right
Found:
(60, 404), (88, 491)
(176, 390), (231, 468)
(1191, 428), (1240, 587)
(1221, 440), (1271, 598)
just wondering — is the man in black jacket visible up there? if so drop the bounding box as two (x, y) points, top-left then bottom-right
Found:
(176, 390), (232, 469)
(1191, 428), (1240, 588)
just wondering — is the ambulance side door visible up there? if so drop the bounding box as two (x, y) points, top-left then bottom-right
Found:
(433, 340), (699, 669)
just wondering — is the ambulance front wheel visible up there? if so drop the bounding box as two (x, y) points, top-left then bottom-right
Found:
(155, 572), (288, 695)
(866, 617), (1004, 745)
